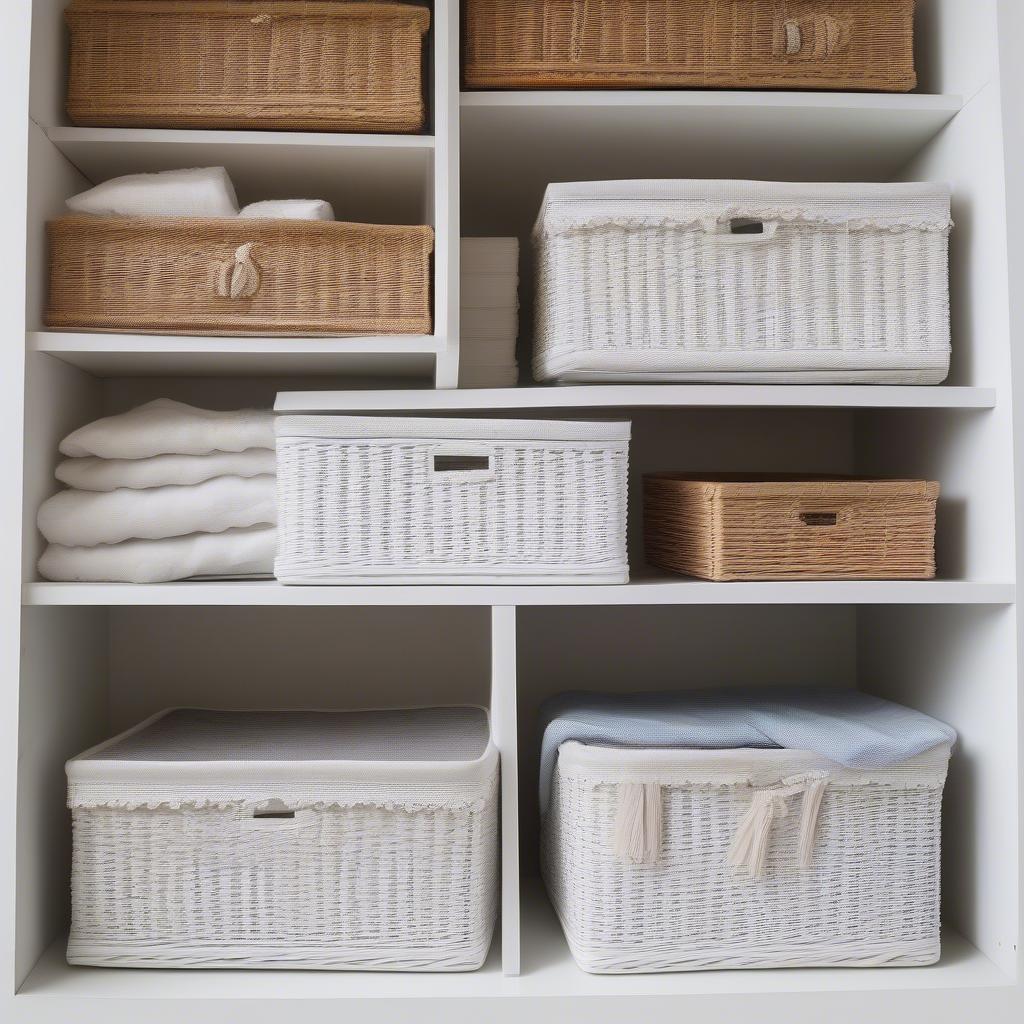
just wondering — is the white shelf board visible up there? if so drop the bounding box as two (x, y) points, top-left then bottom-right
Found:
(461, 91), (963, 193)
(275, 384), (996, 412)
(23, 578), (1016, 608)
(45, 127), (434, 225)
(15, 885), (1008, 1010)
(30, 332), (442, 378)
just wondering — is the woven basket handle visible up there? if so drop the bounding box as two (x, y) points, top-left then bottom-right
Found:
(216, 242), (261, 300)
(777, 15), (850, 60)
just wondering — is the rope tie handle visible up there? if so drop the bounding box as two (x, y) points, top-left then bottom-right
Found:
(727, 775), (828, 878)
(612, 783), (663, 865)
(780, 16), (849, 60)
(216, 242), (261, 300)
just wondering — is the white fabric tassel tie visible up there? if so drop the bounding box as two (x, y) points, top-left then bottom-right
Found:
(612, 783), (663, 865)
(728, 776), (828, 878)
(217, 243), (261, 299)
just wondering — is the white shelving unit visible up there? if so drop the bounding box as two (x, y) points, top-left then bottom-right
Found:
(2, 1), (1022, 1021)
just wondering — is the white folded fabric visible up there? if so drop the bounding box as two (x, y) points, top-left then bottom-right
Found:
(38, 475), (277, 547)
(458, 365), (520, 389)
(55, 448), (276, 492)
(461, 237), (519, 274)
(461, 276), (520, 309)
(66, 166), (239, 219)
(60, 400), (275, 460)
(461, 309), (519, 338)
(239, 199), (335, 221)
(38, 527), (276, 584)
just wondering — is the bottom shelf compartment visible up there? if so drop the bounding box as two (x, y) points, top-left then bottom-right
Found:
(11, 602), (1021, 1022)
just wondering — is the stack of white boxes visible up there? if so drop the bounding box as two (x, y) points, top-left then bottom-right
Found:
(459, 238), (519, 388)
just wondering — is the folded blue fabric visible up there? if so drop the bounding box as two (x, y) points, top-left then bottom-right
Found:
(538, 688), (956, 812)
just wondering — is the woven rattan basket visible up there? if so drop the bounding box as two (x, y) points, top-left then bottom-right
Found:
(66, 1), (430, 132)
(463, 0), (916, 92)
(644, 475), (939, 581)
(46, 215), (433, 336)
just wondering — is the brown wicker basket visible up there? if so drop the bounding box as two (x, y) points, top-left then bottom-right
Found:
(643, 475), (939, 581)
(463, 1), (916, 92)
(46, 215), (434, 336)
(66, 1), (431, 132)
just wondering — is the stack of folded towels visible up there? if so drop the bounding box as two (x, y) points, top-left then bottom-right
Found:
(37, 400), (277, 584)
(65, 165), (336, 221)
(459, 238), (520, 388)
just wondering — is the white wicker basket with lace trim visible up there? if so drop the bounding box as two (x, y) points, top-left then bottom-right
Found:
(533, 180), (952, 384)
(67, 706), (498, 971)
(273, 414), (630, 584)
(542, 741), (951, 973)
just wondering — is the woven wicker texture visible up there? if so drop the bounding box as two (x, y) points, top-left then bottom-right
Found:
(643, 475), (939, 581)
(66, 2), (430, 132)
(68, 706), (498, 971)
(463, 0), (915, 92)
(70, 793), (497, 970)
(46, 215), (433, 336)
(533, 180), (951, 384)
(274, 416), (630, 583)
(543, 745), (948, 972)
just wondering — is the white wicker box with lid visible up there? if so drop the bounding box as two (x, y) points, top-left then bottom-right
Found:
(67, 706), (498, 971)
(533, 180), (952, 384)
(543, 741), (951, 973)
(273, 414), (630, 584)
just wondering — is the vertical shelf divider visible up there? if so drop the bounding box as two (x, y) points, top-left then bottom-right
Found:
(432, 0), (460, 389)
(490, 604), (520, 977)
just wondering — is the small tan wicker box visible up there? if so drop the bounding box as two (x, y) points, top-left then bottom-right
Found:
(66, 1), (431, 133)
(463, 0), (916, 92)
(46, 215), (434, 336)
(643, 475), (939, 581)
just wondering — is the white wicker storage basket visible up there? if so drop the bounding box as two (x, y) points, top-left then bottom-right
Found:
(543, 741), (951, 973)
(273, 414), (630, 584)
(67, 707), (499, 971)
(533, 180), (952, 384)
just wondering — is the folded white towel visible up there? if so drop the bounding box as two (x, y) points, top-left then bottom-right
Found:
(38, 475), (276, 547)
(38, 527), (276, 584)
(66, 167), (239, 219)
(239, 199), (335, 221)
(461, 237), (519, 274)
(55, 448), (276, 492)
(461, 309), (519, 339)
(60, 400), (275, 460)
(461, 276), (520, 309)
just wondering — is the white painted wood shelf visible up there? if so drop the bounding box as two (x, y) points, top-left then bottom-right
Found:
(23, 579), (1016, 608)
(276, 384), (998, 411)
(31, 332), (442, 378)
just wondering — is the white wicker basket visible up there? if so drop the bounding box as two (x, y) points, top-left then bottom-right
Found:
(533, 180), (952, 384)
(67, 707), (499, 971)
(274, 415), (630, 584)
(542, 741), (951, 973)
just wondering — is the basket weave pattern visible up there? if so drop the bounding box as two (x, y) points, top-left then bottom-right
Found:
(463, 0), (915, 92)
(643, 477), (939, 581)
(46, 215), (434, 336)
(69, 785), (497, 970)
(66, 1), (430, 132)
(534, 220), (950, 383)
(543, 751), (946, 972)
(274, 417), (630, 583)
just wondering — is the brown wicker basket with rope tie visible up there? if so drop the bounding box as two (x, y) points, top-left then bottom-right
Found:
(45, 215), (434, 336)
